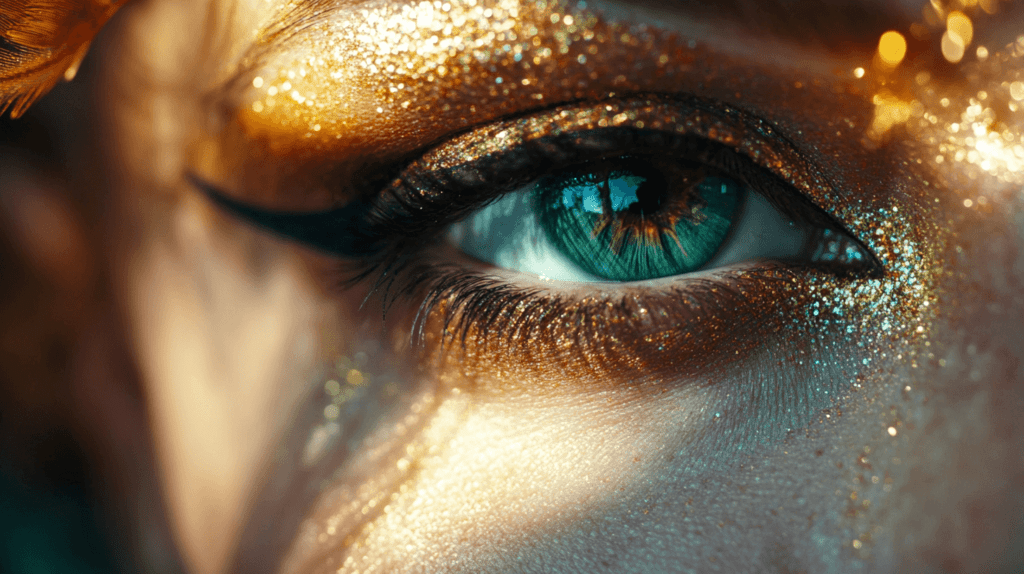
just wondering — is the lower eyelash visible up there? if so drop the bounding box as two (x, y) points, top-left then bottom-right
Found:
(347, 248), (815, 392)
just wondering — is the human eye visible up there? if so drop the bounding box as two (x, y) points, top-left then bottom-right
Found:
(197, 93), (881, 294)
(442, 98), (873, 283)
(195, 92), (878, 359)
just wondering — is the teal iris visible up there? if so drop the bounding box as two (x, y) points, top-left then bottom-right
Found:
(533, 158), (744, 281)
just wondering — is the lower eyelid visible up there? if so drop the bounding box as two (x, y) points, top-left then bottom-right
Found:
(382, 246), (824, 393)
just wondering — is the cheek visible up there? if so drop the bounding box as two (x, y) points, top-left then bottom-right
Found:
(877, 192), (1024, 567)
(118, 192), (348, 574)
(272, 321), (879, 574)
(277, 395), (706, 573)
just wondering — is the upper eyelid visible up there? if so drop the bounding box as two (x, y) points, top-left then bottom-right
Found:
(204, 0), (911, 122)
(194, 93), (883, 277)
(395, 94), (854, 224)
(399, 94), (883, 274)
(215, 0), (909, 84)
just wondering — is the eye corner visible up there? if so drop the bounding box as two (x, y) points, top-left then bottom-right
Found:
(803, 224), (886, 280)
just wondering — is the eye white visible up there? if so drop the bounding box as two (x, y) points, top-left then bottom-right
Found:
(447, 189), (604, 282)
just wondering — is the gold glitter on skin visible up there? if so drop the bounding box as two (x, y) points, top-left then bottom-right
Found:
(246, 2), (1024, 570)
(196, 0), (887, 209)
(798, 0), (1024, 560)
(195, 0), (955, 568)
(94, 0), (1024, 570)
(234, 0), (669, 153)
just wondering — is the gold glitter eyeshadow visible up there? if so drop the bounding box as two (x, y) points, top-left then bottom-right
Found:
(398, 94), (867, 234)
(225, 0), (709, 158)
(328, 89), (936, 398)
(199, 0), (966, 422)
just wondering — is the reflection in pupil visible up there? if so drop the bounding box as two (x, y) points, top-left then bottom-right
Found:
(625, 163), (666, 216)
(535, 157), (744, 282)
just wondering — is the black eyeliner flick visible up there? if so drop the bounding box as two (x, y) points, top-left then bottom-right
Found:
(188, 173), (380, 257)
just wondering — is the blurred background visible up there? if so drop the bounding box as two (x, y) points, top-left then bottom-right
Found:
(1, 58), (127, 572)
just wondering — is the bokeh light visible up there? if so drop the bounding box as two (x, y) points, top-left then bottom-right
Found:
(878, 31), (908, 66)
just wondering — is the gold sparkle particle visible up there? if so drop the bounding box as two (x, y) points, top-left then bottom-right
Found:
(941, 31), (966, 63)
(946, 11), (973, 48)
(1010, 81), (1024, 101)
(877, 31), (907, 66)
(941, 11), (973, 64)
(869, 92), (917, 138)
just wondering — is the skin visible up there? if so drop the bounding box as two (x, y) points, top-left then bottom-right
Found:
(4, 0), (1023, 572)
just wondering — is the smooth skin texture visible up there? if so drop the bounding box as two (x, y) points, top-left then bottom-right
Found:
(37, 0), (1024, 572)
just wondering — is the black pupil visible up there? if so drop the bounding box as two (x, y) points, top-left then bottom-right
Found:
(622, 160), (667, 217)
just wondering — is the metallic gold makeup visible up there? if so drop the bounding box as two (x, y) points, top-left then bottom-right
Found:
(180, 0), (1024, 570)
(209, 0), (949, 493)
(233, 0), (619, 152)
(212, 0), (877, 172)
(197, 90), (891, 398)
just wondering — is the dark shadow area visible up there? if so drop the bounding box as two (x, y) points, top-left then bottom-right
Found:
(0, 71), (121, 574)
